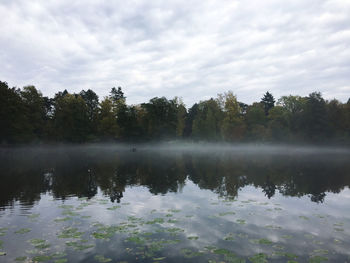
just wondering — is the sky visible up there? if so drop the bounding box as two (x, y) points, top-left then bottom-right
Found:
(0, 0), (349, 107)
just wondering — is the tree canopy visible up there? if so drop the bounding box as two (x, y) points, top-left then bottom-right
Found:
(0, 80), (349, 144)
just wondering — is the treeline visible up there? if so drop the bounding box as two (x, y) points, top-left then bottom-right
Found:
(1, 80), (349, 144)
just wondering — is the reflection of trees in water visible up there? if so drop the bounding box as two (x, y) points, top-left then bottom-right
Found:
(0, 149), (350, 208)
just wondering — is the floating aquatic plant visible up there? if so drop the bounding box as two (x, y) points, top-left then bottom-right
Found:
(32, 255), (52, 262)
(61, 210), (79, 217)
(309, 255), (328, 263)
(224, 233), (235, 241)
(66, 240), (94, 251)
(236, 219), (246, 225)
(57, 227), (83, 239)
(58, 205), (74, 210)
(218, 211), (235, 216)
(54, 217), (72, 222)
(168, 209), (181, 213)
(15, 256), (27, 261)
(94, 255), (112, 263)
(28, 238), (51, 249)
(249, 253), (268, 263)
(0, 228), (7, 236)
(27, 213), (40, 221)
(146, 218), (164, 224)
(54, 258), (68, 263)
(250, 238), (273, 245)
(15, 228), (31, 234)
(181, 248), (203, 258)
(107, 205), (121, 210)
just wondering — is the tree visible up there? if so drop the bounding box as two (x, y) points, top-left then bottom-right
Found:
(110, 86), (125, 105)
(141, 97), (178, 139)
(20, 85), (47, 140)
(174, 97), (187, 138)
(245, 103), (267, 140)
(268, 106), (289, 140)
(53, 93), (89, 142)
(192, 99), (223, 140)
(277, 95), (306, 139)
(261, 91), (275, 115)
(184, 103), (198, 137)
(219, 91), (245, 141)
(0, 81), (28, 143)
(303, 92), (329, 140)
(98, 98), (119, 140)
(80, 89), (99, 139)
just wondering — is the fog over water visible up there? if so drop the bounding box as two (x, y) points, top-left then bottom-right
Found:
(3, 142), (350, 155)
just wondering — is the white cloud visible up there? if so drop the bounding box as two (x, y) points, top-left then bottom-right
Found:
(0, 0), (349, 106)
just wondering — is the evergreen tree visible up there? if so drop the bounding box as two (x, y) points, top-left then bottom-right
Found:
(261, 91), (275, 115)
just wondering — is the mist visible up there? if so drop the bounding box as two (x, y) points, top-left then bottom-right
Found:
(2, 142), (350, 157)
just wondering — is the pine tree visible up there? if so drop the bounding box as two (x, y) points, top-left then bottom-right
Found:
(261, 91), (275, 115)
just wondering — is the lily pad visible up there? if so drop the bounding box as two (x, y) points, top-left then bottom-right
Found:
(0, 228), (7, 236)
(32, 255), (52, 262)
(107, 205), (121, 210)
(94, 255), (112, 262)
(249, 253), (268, 263)
(146, 218), (164, 224)
(54, 217), (72, 222)
(224, 234), (235, 241)
(28, 239), (50, 249)
(27, 213), (40, 219)
(250, 238), (273, 245)
(15, 228), (31, 234)
(15, 256), (27, 261)
(181, 248), (203, 258)
(57, 227), (83, 239)
(168, 209), (181, 213)
(218, 211), (235, 216)
(309, 255), (328, 263)
(66, 240), (94, 251)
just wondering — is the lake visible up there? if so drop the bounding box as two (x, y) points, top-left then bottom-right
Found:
(0, 144), (349, 263)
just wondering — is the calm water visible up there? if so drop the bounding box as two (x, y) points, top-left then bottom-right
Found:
(0, 145), (350, 263)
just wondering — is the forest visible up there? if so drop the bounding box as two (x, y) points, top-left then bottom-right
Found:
(0, 80), (349, 144)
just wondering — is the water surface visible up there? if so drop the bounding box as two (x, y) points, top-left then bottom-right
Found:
(0, 145), (350, 263)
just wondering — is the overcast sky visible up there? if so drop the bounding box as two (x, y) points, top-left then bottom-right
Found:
(0, 0), (349, 106)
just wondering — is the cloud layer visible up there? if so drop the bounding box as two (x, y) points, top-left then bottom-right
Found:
(1, 0), (349, 106)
